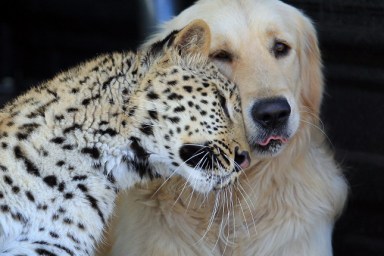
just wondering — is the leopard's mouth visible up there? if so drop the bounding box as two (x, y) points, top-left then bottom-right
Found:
(212, 173), (238, 190)
(179, 143), (250, 171)
(178, 143), (250, 192)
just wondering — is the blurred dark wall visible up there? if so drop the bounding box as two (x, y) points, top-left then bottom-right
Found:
(1, 0), (384, 255)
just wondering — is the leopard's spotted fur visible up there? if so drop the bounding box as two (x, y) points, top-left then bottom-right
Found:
(0, 20), (249, 255)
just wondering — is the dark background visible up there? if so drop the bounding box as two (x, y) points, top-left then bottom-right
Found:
(1, 0), (383, 255)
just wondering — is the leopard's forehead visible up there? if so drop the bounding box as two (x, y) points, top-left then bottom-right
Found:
(146, 60), (238, 99)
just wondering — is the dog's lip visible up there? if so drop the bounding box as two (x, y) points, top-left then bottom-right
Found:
(258, 135), (288, 146)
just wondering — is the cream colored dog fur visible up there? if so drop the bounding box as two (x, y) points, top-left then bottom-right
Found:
(98, 0), (348, 255)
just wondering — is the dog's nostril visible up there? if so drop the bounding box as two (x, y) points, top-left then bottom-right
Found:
(234, 147), (251, 170)
(251, 97), (291, 128)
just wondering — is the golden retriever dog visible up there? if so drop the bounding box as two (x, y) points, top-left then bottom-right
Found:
(98, 0), (348, 255)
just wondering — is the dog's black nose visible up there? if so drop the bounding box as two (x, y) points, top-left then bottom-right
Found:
(251, 98), (291, 128)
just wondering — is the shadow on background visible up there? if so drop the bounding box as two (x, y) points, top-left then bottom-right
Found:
(1, 0), (384, 255)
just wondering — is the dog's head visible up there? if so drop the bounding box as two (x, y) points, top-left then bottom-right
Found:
(146, 0), (323, 160)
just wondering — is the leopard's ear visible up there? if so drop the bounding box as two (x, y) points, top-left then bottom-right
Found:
(172, 19), (211, 57)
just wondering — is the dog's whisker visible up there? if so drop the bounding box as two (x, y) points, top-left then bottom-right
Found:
(300, 118), (334, 147)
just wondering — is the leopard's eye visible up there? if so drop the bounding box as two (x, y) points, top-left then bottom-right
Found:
(218, 93), (230, 118)
(210, 50), (233, 62)
(272, 40), (291, 58)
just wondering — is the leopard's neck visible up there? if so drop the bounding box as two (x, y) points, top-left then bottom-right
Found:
(1, 51), (155, 189)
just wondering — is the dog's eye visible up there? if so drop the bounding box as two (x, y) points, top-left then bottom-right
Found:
(210, 50), (233, 62)
(273, 41), (290, 58)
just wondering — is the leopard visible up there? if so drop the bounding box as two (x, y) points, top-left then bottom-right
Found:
(0, 20), (250, 256)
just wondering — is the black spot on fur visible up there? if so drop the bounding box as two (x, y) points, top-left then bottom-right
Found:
(102, 76), (115, 90)
(66, 107), (78, 113)
(56, 160), (65, 167)
(58, 182), (65, 192)
(168, 93), (183, 100)
(63, 124), (82, 134)
(26, 99), (58, 119)
(3, 175), (13, 185)
(128, 107), (136, 117)
(35, 248), (57, 256)
(47, 89), (58, 98)
(202, 82), (210, 88)
(50, 137), (65, 144)
(148, 110), (158, 121)
(168, 116), (180, 123)
(122, 88), (129, 95)
(43, 175), (58, 187)
(139, 124), (154, 136)
(16, 132), (28, 140)
(147, 91), (159, 100)
(12, 186), (20, 194)
(183, 86), (193, 93)
(72, 175), (87, 181)
(50, 231), (59, 238)
(37, 204), (48, 211)
(82, 98), (91, 106)
(25, 191), (35, 202)
(64, 193), (74, 199)
(11, 211), (25, 222)
(1, 204), (10, 212)
(67, 233), (81, 244)
(77, 223), (85, 230)
(167, 80), (177, 86)
(81, 147), (100, 159)
(14, 146), (40, 177)
(62, 144), (74, 150)
(77, 184), (88, 192)
(63, 218), (73, 225)
(52, 244), (74, 256)
(96, 128), (118, 137)
(86, 194), (105, 224)
(174, 106), (186, 112)
(79, 76), (90, 84)
(55, 115), (64, 121)
(128, 137), (154, 179)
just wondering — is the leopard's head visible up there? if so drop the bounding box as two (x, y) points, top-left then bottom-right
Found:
(130, 20), (250, 193)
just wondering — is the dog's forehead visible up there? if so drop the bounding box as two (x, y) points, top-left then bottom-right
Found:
(171, 0), (300, 50)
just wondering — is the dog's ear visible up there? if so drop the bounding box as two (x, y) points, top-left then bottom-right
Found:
(172, 19), (211, 57)
(299, 17), (323, 121)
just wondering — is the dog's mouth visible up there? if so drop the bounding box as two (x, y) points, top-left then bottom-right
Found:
(252, 135), (289, 156)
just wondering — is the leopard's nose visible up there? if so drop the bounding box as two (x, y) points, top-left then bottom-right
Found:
(234, 147), (250, 170)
